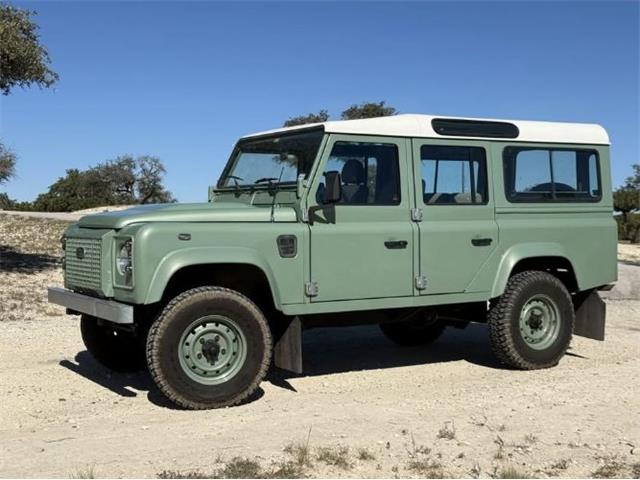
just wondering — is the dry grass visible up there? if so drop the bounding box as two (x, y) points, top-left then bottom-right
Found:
(157, 456), (305, 479)
(69, 465), (96, 479)
(495, 466), (530, 478)
(0, 214), (70, 322)
(406, 458), (446, 478)
(357, 447), (376, 461)
(436, 421), (456, 440)
(316, 446), (351, 470)
(592, 455), (627, 478)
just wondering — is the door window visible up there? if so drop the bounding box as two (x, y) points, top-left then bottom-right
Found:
(317, 142), (401, 205)
(420, 145), (488, 205)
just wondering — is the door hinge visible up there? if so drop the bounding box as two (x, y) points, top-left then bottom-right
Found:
(415, 275), (427, 291)
(301, 208), (309, 223)
(411, 208), (423, 222)
(305, 281), (319, 297)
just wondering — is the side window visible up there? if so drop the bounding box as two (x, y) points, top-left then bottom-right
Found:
(503, 147), (601, 202)
(317, 142), (401, 205)
(420, 145), (488, 205)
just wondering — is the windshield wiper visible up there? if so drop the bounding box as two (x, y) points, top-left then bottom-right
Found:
(254, 177), (278, 184)
(226, 175), (244, 188)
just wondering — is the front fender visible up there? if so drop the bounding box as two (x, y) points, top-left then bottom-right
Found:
(143, 246), (282, 308)
(490, 242), (578, 298)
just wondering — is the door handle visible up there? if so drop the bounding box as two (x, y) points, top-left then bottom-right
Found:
(471, 237), (493, 247)
(384, 240), (408, 249)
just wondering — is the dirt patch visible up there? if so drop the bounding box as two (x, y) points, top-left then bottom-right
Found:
(619, 242), (640, 266)
(0, 214), (69, 322)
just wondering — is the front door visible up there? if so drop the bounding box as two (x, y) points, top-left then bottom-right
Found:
(413, 139), (498, 295)
(308, 135), (415, 302)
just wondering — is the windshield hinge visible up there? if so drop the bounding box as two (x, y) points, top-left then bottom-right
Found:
(415, 275), (427, 291)
(305, 281), (319, 297)
(411, 208), (423, 222)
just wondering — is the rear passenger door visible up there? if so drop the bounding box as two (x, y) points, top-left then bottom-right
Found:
(413, 139), (498, 295)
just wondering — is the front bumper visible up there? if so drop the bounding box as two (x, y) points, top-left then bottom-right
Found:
(48, 287), (133, 324)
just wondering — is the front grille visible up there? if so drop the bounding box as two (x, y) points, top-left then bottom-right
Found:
(65, 237), (102, 292)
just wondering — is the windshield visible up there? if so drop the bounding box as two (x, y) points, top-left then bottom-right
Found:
(218, 130), (324, 188)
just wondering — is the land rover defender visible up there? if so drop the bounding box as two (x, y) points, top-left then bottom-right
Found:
(49, 114), (617, 409)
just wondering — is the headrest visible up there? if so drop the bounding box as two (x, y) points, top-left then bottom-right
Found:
(342, 159), (364, 184)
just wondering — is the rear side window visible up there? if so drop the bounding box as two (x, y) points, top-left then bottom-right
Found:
(503, 147), (601, 202)
(420, 145), (488, 205)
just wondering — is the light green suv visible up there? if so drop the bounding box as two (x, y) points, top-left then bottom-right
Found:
(49, 114), (617, 409)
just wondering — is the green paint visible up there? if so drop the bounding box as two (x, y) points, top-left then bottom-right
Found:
(58, 131), (617, 319)
(178, 315), (247, 384)
(518, 295), (560, 350)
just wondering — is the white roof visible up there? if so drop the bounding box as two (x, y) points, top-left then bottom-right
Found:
(243, 114), (609, 145)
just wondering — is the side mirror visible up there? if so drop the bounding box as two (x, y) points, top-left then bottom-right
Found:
(323, 171), (342, 204)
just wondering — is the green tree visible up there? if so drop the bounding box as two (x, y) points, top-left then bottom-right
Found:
(0, 142), (16, 184)
(283, 110), (329, 127)
(129, 155), (175, 204)
(0, 4), (58, 95)
(624, 164), (640, 189)
(33, 156), (175, 212)
(613, 188), (639, 223)
(614, 163), (640, 243)
(340, 101), (397, 120)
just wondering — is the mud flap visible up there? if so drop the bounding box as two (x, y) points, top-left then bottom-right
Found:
(273, 316), (303, 374)
(573, 290), (606, 341)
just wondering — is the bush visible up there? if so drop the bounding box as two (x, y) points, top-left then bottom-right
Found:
(617, 213), (640, 243)
(0, 192), (33, 211)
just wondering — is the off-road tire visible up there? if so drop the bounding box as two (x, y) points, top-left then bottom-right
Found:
(488, 271), (574, 370)
(146, 287), (272, 410)
(380, 314), (446, 346)
(80, 315), (145, 372)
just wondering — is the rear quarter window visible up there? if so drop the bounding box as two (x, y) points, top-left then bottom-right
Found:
(503, 147), (601, 202)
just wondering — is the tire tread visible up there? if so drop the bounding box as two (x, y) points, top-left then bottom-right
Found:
(488, 271), (574, 370)
(146, 286), (272, 410)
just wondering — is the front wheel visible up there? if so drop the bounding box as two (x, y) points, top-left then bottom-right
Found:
(146, 287), (272, 410)
(488, 271), (574, 370)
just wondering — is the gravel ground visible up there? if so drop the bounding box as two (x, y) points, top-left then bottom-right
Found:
(1, 214), (639, 478)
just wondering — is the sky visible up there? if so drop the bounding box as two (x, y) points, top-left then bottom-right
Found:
(1, 0), (639, 203)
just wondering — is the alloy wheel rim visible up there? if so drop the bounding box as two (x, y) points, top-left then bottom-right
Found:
(178, 315), (247, 385)
(518, 294), (561, 350)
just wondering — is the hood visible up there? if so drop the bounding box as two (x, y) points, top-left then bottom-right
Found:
(77, 202), (298, 229)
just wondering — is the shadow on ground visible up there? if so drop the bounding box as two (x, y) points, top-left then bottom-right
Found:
(59, 351), (264, 409)
(61, 323), (501, 408)
(0, 245), (61, 273)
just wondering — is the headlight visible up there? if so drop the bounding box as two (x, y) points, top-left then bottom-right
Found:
(116, 239), (133, 275)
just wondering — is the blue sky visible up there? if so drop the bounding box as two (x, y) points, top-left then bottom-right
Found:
(2, 0), (638, 203)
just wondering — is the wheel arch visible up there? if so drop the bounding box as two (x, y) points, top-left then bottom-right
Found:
(143, 247), (283, 312)
(491, 243), (580, 298)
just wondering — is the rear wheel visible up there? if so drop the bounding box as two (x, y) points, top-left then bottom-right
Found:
(488, 271), (574, 369)
(80, 315), (145, 372)
(380, 312), (446, 346)
(146, 287), (272, 410)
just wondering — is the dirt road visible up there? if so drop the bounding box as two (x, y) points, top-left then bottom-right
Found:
(1, 299), (639, 478)
(1, 214), (639, 478)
